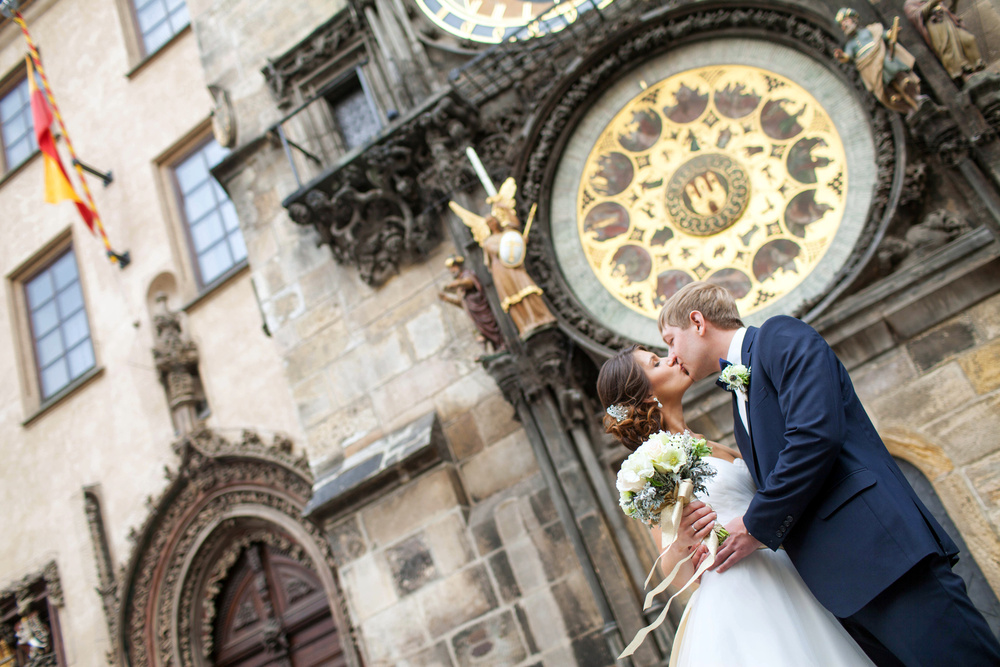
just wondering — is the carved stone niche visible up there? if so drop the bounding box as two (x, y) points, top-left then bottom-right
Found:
(0, 561), (63, 666)
(283, 91), (478, 287)
(110, 428), (362, 667)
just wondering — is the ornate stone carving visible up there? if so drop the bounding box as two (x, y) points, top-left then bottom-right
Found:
(877, 208), (971, 273)
(110, 428), (359, 667)
(0, 562), (62, 609)
(262, 9), (364, 108)
(966, 71), (1000, 136)
(151, 294), (204, 434)
(907, 99), (968, 165)
(285, 92), (477, 286)
(481, 353), (523, 410)
(899, 160), (929, 208)
(83, 487), (118, 651)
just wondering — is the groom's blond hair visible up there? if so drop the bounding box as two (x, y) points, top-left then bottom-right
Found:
(658, 282), (744, 332)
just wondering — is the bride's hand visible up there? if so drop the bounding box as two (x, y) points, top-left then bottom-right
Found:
(678, 500), (717, 551)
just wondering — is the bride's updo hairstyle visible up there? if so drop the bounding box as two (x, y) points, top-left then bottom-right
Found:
(597, 344), (663, 451)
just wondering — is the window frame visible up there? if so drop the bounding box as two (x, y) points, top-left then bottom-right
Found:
(321, 66), (382, 153)
(114, 0), (192, 73)
(8, 229), (103, 423)
(0, 62), (42, 180)
(24, 247), (96, 401)
(281, 48), (387, 173)
(156, 123), (247, 297)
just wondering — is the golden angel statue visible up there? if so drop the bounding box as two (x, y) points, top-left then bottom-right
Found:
(449, 178), (556, 338)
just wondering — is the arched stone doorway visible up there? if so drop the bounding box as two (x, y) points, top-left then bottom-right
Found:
(111, 429), (361, 667)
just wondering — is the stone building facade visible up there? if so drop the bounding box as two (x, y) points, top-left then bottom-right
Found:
(0, 0), (999, 666)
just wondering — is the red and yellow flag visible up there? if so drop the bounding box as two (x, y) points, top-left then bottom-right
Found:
(27, 55), (95, 232)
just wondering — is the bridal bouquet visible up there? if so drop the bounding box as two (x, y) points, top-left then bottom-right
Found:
(616, 430), (728, 658)
(617, 430), (726, 541)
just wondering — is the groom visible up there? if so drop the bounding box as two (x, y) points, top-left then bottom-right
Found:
(659, 282), (1000, 666)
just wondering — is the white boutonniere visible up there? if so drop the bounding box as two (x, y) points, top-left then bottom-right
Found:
(720, 363), (751, 396)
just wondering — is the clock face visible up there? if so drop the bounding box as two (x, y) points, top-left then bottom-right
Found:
(414, 0), (612, 43)
(577, 65), (848, 320)
(549, 39), (877, 346)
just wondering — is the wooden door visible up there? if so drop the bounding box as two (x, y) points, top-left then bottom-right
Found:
(213, 543), (348, 667)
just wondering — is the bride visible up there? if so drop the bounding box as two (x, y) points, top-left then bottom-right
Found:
(598, 344), (874, 666)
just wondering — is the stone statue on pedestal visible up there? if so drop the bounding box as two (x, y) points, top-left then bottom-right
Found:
(439, 255), (506, 354)
(449, 178), (556, 339)
(904, 0), (984, 83)
(834, 8), (922, 112)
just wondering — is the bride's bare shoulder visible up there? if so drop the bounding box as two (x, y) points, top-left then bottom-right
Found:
(707, 441), (740, 462)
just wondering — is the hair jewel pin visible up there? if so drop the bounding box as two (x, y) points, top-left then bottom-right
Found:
(606, 403), (629, 423)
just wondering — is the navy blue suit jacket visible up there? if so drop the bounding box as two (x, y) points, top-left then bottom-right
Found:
(734, 316), (958, 617)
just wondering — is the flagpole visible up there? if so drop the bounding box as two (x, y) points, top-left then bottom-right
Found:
(11, 11), (129, 268)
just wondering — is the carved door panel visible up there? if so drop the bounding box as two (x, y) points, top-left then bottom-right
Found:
(213, 544), (348, 667)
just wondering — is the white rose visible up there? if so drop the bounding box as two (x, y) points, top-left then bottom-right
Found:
(616, 466), (645, 493)
(617, 453), (653, 493)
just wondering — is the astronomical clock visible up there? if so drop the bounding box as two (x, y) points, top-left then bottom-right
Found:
(413, 0), (614, 43)
(550, 39), (878, 346)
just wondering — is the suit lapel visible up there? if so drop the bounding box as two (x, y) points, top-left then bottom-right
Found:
(742, 327), (763, 485)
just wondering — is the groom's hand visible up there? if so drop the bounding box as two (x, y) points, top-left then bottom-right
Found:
(712, 516), (764, 573)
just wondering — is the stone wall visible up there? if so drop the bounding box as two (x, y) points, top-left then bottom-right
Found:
(325, 464), (611, 666)
(862, 290), (1000, 587)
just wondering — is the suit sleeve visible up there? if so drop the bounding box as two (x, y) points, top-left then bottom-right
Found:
(743, 317), (847, 550)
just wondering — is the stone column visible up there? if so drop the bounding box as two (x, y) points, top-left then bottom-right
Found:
(151, 294), (204, 436)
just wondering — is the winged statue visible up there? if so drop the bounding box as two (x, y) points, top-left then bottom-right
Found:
(447, 177), (555, 339)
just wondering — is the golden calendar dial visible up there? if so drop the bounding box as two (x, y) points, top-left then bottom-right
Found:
(576, 65), (848, 319)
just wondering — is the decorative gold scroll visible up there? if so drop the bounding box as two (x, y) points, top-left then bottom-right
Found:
(577, 65), (848, 319)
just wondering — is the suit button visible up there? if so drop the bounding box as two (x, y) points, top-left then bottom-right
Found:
(785, 515), (793, 522)
(776, 529), (784, 537)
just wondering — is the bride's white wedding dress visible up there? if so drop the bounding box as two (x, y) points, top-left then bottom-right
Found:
(672, 457), (874, 666)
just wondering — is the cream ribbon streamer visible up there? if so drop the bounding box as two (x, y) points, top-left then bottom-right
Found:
(618, 480), (722, 659)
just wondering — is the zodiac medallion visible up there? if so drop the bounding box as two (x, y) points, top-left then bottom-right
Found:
(577, 65), (848, 319)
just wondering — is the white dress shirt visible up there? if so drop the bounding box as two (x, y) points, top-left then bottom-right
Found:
(726, 327), (750, 435)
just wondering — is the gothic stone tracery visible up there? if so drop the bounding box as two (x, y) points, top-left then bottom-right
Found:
(111, 428), (358, 667)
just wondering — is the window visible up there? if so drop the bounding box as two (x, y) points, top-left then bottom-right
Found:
(133, 0), (189, 55)
(324, 73), (380, 151)
(0, 77), (37, 173)
(173, 139), (246, 286)
(24, 247), (95, 400)
(0, 561), (65, 666)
